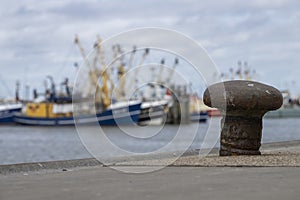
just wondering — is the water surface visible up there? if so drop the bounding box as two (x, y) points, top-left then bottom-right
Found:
(0, 118), (299, 165)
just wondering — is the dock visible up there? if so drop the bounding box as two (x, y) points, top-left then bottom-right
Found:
(1, 140), (299, 200)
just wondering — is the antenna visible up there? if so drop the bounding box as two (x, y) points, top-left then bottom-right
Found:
(15, 81), (20, 101)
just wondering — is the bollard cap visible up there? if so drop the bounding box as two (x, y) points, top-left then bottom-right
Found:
(203, 80), (283, 114)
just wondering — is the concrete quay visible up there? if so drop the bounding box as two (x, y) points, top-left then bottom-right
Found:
(0, 140), (299, 200)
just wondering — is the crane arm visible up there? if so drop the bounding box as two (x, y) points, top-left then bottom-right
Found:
(127, 46), (137, 69)
(74, 35), (92, 71)
(156, 58), (165, 84)
(166, 58), (179, 85)
(127, 48), (149, 90)
(75, 34), (101, 99)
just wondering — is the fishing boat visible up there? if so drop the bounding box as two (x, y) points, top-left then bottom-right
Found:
(0, 80), (22, 124)
(14, 99), (141, 126)
(265, 107), (300, 118)
(190, 111), (208, 123)
(14, 35), (143, 126)
(136, 58), (179, 125)
(265, 90), (300, 118)
(189, 94), (209, 123)
(13, 75), (141, 126)
(138, 100), (169, 125)
(0, 102), (22, 123)
(207, 108), (221, 117)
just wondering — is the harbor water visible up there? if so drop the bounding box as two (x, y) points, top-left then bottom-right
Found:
(1, 118), (300, 165)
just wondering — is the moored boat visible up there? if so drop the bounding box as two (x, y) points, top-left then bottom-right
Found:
(265, 90), (300, 118)
(265, 107), (300, 118)
(14, 100), (141, 126)
(189, 94), (209, 123)
(0, 102), (22, 123)
(0, 79), (22, 124)
(138, 100), (169, 125)
(13, 73), (142, 126)
(190, 111), (208, 123)
(207, 108), (221, 117)
(13, 35), (147, 126)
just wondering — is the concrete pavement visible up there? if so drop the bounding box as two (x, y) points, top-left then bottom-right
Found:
(0, 140), (300, 200)
(0, 167), (299, 200)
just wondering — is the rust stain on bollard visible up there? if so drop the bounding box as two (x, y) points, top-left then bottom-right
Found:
(203, 80), (283, 156)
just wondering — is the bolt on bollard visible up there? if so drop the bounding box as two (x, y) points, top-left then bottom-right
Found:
(203, 80), (283, 156)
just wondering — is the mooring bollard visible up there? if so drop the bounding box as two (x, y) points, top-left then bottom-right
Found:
(203, 80), (283, 156)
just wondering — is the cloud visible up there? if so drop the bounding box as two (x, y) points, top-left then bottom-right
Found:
(0, 0), (299, 98)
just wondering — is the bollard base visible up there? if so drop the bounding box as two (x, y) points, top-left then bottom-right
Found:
(220, 146), (261, 156)
(219, 115), (262, 156)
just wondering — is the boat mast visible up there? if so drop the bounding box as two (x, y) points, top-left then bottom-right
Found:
(15, 81), (20, 102)
(46, 76), (56, 101)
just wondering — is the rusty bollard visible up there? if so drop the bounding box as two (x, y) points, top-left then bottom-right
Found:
(203, 80), (283, 156)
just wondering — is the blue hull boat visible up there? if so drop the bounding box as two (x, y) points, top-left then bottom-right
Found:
(190, 111), (208, 123)
(14, 102), (141, 126)
(0, 103), (22, 123)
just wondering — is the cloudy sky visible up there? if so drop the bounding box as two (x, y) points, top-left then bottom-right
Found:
(0, 0), (299, 98)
